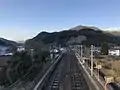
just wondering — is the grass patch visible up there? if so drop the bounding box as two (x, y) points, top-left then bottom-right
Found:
(95, 55), (120, 83)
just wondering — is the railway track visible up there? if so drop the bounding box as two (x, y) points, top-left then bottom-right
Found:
(43, 52), (90, 90)
(44, 53), (64, 90)
(49, 64), (62, 90)
(70, 53), (89, 90)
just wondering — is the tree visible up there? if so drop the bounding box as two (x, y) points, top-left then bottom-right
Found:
(6, 51), (32, 84)
(101, 42), (109, 55)
(33, 50), (49, 66)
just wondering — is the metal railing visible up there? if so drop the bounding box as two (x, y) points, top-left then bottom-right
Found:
(3, 53), (63, 90)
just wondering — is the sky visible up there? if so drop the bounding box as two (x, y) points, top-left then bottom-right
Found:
(0, 0), (120, 41)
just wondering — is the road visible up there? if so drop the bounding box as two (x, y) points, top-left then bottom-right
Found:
(42, 51), (90, 90)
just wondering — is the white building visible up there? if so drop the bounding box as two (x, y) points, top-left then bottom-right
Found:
(17, 46), (25, 52)
(109, 47), (120, 56)
(93, 47), (101, 52)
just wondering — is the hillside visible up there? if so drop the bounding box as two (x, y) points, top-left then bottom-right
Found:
(0, 38), (17, 51)
(25, 25), (120, 49)
(105, 31), (120, 36)
(0, 38), (17, 46)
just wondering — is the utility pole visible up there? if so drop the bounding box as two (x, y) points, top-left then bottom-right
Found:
(112, 59), (114, 76)
(80, 45), (83, 60)
(91, 45), (94, 76)
(31, 49), (34, 62)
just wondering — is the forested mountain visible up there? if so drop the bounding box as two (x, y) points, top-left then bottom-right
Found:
(25, 25), (120, 49)
(0, 38), (17, 51)
(0, 38), (17, 47)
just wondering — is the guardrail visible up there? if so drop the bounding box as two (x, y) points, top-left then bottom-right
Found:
(75, 53), (103, 90)
(33, 53), (63, 90)
(3, 53), (63, 90)
(75, 53), (115, 90)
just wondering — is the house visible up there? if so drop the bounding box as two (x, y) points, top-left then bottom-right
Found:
(86, 46), (101, 56)
(108, 46), (120, 56)
(93, 46), (101, 52)
(17, 46), (25, 52)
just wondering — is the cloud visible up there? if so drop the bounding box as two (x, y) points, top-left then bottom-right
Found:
(103, 28), (120, 31)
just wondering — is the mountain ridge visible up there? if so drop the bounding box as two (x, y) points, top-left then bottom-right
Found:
(0, 38), (18, 52)
(25, 25), (120, 49)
